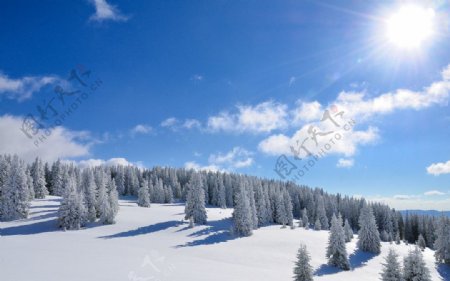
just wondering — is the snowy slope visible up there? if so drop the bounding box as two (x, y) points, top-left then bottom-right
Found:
(1, 196), (449, 281)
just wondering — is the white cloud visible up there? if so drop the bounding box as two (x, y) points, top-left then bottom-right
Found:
(291, 101), (323, 124)
(184, 161), (220, 172)
(258, 115), (379, 158)
(130, 124), (152, 136)
(393, 194), (418, 200)
(185, 147), (254, 172)
(161, 117), (201, 131)
(207, 101), (288, 134)
(161, 117), (178, 128)
(424, 190), (446, 196)
(77, 157), (141, 168)
(208, 147), (254, 169)
(182, 119), (201, 129)
(89, 0), (128, 22)
(0, 73), (59, 101)
(368, 194), (450, 211)
(0, 115), (91, 163)
(336, 158), (354, 168)
(426, 160), (450, 175)
(258, 134), (291, 155)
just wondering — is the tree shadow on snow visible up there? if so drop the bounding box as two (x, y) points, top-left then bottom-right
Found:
(437, 263), (450, 281)
(314, 264), (342, 276)
(175, 218), (238, 248)
(98, 220), (181, 239)
(29, 204), (59, 209)
(348, 250), (377, 269)
(1, 218), (58, 236)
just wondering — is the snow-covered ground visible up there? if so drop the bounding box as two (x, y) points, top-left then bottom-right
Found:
(1, 196), (449, 281)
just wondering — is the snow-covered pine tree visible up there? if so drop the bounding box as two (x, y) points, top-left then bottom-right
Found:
(26, 165), (35, 200)
(232, 181), (253, 237)
(217, 174), (226, 209)
(106, 177), (119, 224)
(94, 168), (107, 218)
(31, 157), (48, 199)
(395, 232), (401, 245)
(81, 168), (97, 222)
(326, 213), (350, 270)
(357, 205), (381, 254)
(51, 159), (64, 196)
(314, 218), (322, 230)
(343, 219), (353, 242)
(138, 179), (151, 207)
(283, 190), (294, 229)
(164, 184), (173, 203)
(0, 155), (29, 221)
(302, 208), (309, 229)
(434, 216), (450, 265)
(184, 173), (207, 225)
(380, 248), (402, 281)
(247, 183), (258, 229)
(58, 172), (86, 230)
(417, 234), (426, 251)
(293, 244), (313, 281)
(115, 166), (126, 195)
(403, 247), (431, 281)
(316, 195), (329, 230)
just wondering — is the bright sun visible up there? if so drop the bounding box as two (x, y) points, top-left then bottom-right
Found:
(386, 5), (435, 49)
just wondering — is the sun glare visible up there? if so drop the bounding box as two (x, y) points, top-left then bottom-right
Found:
(386, 5), (435, 49)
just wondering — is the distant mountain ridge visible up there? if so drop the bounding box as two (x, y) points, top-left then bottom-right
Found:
(400, 210), (450, 217)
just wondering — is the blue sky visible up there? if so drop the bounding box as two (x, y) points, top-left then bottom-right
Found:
(1, 0), (450, 210)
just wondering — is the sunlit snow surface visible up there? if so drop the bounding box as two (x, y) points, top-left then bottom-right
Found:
(1, 196), (448, 281)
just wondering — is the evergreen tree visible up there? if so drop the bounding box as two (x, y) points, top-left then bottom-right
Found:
(137, 179), (151, 207)
(395, 232), (401, 245)
(58, 172), (86, 230)
(302, 208), (309, 229)
(434, 216), (450, 265)
(326, 214), (350, 270)
(283, 190), (294, 229)
(184, 173), (207, 225)
(0, 155), (29, 221)
(31, 157), (48, 199)
(380, 248), (402, 281)
(293, 244), (313, 281)
(403, 247), (431, 281)
(343, 219), (353, 242)
(51, 159), (64, 196)
(314, 218), (322, 230)
(417, 234), (426, 251)
(81, 169), (97, 222)
(107, 178), (119, 224)
(232, 182), (253, 237)
(357, 205), (381, 254)
(316, 195), (329, 230)
(26, 165), (34, 200)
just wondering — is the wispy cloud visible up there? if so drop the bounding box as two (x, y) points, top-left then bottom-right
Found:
(207, 101), (288, 134)
(190, 74), (204, 82)
(75, 157), (143, 168)
(368, 194), (450, 211)
(0, 72), (59, 101)
(0, 114), (92, 162)
(426, 160), (450, 175)
(89, 0), (128, 22)
(185, 147), (254, 172)
(130, 124), (152, 136)
(424, 190), (446, 196)
(160, 117), (201, 131)
(336, 158), (354, 168)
